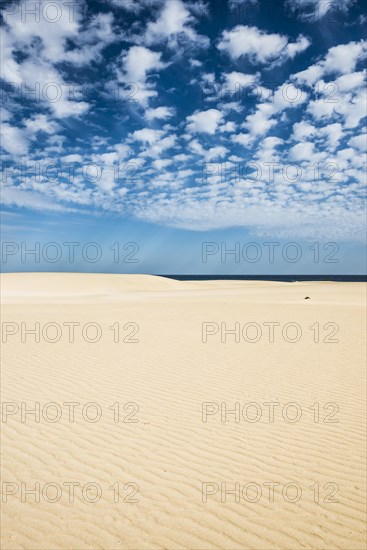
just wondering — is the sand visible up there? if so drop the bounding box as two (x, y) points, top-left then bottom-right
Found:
(1, 273), (366, 549)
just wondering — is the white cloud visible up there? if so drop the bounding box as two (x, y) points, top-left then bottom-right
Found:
(1, 185), (74, 212)
(307, 87), (367, 129)
(131, 128), (165, 144)
(153, 159), (172, 169)
(348, 134), (367, 152)
(145, 106), (175, 121)
(293, 64), (324, 87)
(114, 144), (133, 159)
(294, 41), (367, 86)
(231, 133), (253, 148)
(220, 121), (236, 133)
(1, 0), (365, 243)
(190, 59), (203, 68)
(0, 0), (118, 132)
(271, 84), (308, 113)
(121, 46), (165, 84)
(2, 1), (117, 67)
(0, 123), (30, 155)
(188, 140), (205, 156)
(177, 168), (194, 178)
(24, 114), (60, 135)
(229, 0), (258, 7)
(62, 154), (84, 163)
(143, 0), (209, 47)
(292, 121), (317, 141)
(145, 0), (190, 42)
(204, 146), (228, 161)
(289, 141), (315, 161)
(259, 136), (284, 151)
(319, 123), (343, 149)
(242, 104), (276, 136)
(133, 187), (365, 240)
(285, 36), (311, 60)
(140, 134), (177, 158)
(224, 71), (259, 89)
(334, 71), (366, 92)
(2, 0), (80, 64)
(286, 0), (356, 21)
(0, 108), (11, 122)
(0, 23), (90, 118)
(62, 13), (118, 66)
(240, 81), (307, 138)
(218, 25), (310, 64)
(323, 42), (367, 74)
(186, 109), (223, 134)
(108, 0), (164, 13)
(118, 45), (167, 107)
(174, 154), (191, 162)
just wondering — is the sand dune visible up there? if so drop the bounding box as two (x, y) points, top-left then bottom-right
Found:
(1, 274), (366, 549)
(0, 273), (184, 301)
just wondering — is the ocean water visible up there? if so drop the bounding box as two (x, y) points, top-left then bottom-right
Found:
(161, 275), (366, 282)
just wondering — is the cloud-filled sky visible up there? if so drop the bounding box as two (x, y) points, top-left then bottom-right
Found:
(1, 0), (366, 273)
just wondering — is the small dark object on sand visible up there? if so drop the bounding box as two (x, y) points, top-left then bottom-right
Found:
(304, 296), (310, 300)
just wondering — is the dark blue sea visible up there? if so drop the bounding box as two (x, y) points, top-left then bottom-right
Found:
(161, 275), (366, 282)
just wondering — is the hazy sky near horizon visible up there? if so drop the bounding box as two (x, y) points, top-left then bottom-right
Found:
(1, 0), (366, 273)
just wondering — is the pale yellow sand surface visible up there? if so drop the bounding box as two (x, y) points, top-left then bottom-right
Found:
(1, 273), (366, 549)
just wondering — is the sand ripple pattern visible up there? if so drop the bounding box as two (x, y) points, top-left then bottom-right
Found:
(1, 275), (366, 549)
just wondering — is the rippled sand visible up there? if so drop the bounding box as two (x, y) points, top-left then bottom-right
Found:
(1, 274), (366, 549)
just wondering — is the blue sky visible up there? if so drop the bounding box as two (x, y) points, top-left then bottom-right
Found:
(1, 0), (366, 273)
